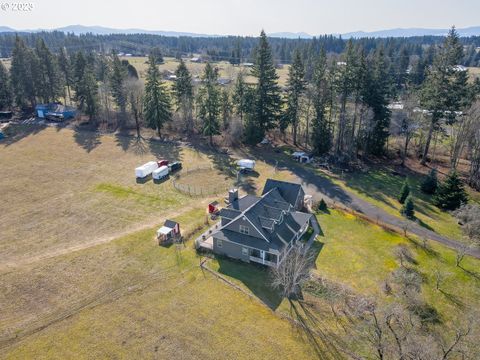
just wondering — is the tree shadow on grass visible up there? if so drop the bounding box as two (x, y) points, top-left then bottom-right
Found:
(440, 289), (465, 309)
(73, 127), (102, 153)
(1, 123), (46, 147)
(289, 300), (346, 359)
(216, 257), (283, 310)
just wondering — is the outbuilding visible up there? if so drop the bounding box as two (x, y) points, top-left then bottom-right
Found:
(35, 103), (76, 121)
(157, 220), (181, 244)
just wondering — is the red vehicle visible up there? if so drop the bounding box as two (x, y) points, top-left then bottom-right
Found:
(157, 159), (169, 167)
(208, 201), (220, 214)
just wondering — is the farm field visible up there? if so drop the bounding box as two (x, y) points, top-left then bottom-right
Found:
(123, 56), (291, 86)
(0, 126), (479, 358)
(0, 125), (290, 267)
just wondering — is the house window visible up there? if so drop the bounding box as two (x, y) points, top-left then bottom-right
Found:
(239, 225), (249, 235)
(217, 239), (223, 248)
(242, 247), (249, 256)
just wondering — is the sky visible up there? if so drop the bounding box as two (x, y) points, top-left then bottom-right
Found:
(1, 0), (480, 35)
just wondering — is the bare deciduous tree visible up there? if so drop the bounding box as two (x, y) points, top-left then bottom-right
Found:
(125, 78), (144, 138)
(270, 246), (314, 299)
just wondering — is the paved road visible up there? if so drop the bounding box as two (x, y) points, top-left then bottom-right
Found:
(250, 149), (480, 259)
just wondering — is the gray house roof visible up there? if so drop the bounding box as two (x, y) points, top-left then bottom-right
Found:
(262, 179), (303, 207)
(212, 179), (313, 253)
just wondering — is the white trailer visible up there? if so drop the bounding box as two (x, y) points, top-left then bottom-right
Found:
(152, 165), (169, 180)
(135, 161), (158, 178)
(237, 159), (255, 171)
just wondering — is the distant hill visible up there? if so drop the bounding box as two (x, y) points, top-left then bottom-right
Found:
(1, 24), (480, 39)
(268, 32), (313, 39)
(343, 26), (480, 38)
(0, 26), (16, 33)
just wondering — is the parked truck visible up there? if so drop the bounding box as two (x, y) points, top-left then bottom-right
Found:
(135, 161), (158, 178)
(168, 161), (182, 173)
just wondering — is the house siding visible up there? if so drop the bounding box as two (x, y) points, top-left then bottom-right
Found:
(213, 236), (250, 262)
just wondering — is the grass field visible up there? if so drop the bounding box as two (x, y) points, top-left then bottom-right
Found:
(1, 126), (479, 358)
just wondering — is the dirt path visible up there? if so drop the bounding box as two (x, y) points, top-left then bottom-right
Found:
(0, 199), (213, 273)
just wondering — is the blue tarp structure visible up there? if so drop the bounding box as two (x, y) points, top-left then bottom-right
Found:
(35, 103), (76, 121)
(0, 132), (5, 140)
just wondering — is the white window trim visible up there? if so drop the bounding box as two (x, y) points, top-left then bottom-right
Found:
(217, 239), (223, 248)
(239, 225), (250, 235)
(242, 247), (249, 256)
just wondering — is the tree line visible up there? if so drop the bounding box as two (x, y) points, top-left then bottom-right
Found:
(1, 28), (480, 191)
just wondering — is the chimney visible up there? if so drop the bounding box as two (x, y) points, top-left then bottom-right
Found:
(228, 188), (238, 204)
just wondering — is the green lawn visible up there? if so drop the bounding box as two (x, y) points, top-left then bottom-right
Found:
(314, 166), (466, 241)
(314, 209), (480, 325)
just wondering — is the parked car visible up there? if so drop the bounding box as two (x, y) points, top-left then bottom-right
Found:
(157, 159), (169, 167)
(237, 159), (255, 172)
(168, 161), (182, 172)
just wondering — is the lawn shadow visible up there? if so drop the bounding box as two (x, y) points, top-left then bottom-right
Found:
(148, 138), (181, 163)
(416, 218), (435, 232)
(1, 123), (46, 147)
(216, 257), (283, 310)
(73, 127), (102, 153)
(309, 241), (325, 270)
(288, 300), (345, 359)
(439, 289), (465, 309)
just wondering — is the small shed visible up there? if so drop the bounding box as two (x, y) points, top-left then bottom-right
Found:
(157, 220), (180, 244)
(208, 201), (220, 214)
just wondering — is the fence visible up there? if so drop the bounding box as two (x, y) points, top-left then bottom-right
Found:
(172, 165), (233, 197)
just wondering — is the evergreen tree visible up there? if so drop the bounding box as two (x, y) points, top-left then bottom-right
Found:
(420, 27), (469, 165)
(401, 196), (415, 219)
(172, 59), (194, 133)
(398, 179), (410, 204)
(248, 30), (281, 144)
(110, 52), (128, 114)
(362, 47), (391, 155)
(82, 62), (99, 122)
(73, 51), (88, 110)
(10, 36), (36, 108)
(73, 53), (98, 122)
(220, 88), (232, 130)
(310, 49), (331, 155)
(282, 50), (306, 145)
(232, 71), (249, 123)
(35, 39), (63, 104)
(143, 55), (172, 137)
(421, 168), (438, 194)
(0, 61), (12, 110)
(434, 171), (468, 210)
(197, 62), (221, 146)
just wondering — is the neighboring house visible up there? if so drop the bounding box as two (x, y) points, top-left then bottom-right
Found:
(205, 179), (320, 267)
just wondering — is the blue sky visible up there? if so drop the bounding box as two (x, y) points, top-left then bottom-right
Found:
(1, 0), (479, 35)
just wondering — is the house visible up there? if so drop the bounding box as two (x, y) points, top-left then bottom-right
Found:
(201, 179), (320, 267)
(157, 220), (180, 244)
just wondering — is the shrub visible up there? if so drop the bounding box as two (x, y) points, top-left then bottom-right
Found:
(401, 196), (415, 219)
(420, 168), (438, 194)
(316, 199), (328, 212)
(398, 180), (410, 204)
(433, 171), (468, 210)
